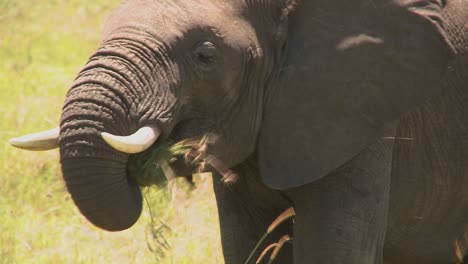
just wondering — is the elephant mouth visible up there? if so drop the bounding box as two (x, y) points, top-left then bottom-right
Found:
(126, 124), (237, 188)
(126, 136), (200, 187)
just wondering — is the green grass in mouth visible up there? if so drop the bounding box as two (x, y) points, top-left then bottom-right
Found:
(128, 140), (194, 187)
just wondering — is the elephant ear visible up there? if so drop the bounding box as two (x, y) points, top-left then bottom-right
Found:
(258, 1), (453, 189)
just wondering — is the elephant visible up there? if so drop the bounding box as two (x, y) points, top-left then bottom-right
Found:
(9, 0), (468, 263)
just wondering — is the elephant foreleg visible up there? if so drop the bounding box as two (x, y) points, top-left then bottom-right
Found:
(285, 137), (394, 264)
(212, 158), (293, 264)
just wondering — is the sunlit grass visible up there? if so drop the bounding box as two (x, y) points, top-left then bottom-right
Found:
(0, 1), (222, 263)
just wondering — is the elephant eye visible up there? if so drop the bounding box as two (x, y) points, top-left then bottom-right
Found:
(192, 41), (219, 70)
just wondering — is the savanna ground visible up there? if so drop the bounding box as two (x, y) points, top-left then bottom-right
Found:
(0, 1), (223, 263)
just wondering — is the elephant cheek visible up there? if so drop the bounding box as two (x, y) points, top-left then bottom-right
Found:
(61, 158), (143, 231)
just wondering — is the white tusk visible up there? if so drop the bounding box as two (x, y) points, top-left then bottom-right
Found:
(9, 127), (60, 151)
(101, 126), (160, 154)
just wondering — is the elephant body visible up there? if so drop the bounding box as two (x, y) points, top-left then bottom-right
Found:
(10, 0), (468, 263)
(215, 1), (468, 263)
(389, 2), (468, 262)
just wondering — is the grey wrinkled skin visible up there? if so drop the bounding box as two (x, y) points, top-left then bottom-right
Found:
(49, 0), (468, 263)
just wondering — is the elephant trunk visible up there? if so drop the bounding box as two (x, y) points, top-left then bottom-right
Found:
(60, 157), (142, 231)
(59, 72), (143, 230)
(59, 39), (174, 231)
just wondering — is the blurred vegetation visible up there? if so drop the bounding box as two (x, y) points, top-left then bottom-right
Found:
(0, 1), (222, 263)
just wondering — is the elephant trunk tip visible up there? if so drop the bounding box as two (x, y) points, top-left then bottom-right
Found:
(60, 157), (144, 232)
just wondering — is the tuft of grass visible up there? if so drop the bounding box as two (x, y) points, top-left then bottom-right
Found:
(128, 140), (194, 187)
(0, 1), (223, 263)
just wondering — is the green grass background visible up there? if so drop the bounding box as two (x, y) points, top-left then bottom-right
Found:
(0, 1), (223, 263)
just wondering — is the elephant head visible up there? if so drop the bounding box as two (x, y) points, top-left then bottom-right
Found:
(10, 0), (453, 231)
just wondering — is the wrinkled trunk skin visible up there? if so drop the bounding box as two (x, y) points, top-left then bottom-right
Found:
(59, 63), (144, 230)
(60, 157), (142, 231)
(58, 36), (172, 230)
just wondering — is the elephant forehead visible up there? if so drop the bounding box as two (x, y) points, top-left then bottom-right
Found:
(101, 0), (253, 47)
